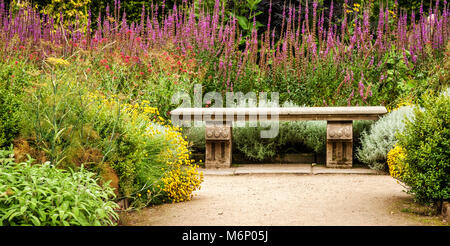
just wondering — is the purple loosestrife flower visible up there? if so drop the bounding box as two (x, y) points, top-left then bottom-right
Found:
(410, 48), (417, 63)
(304, 0), (309, 33)
(358, 72), (365, 98)
(296, 2), (301, 43)
(328, 0), (334, 30)
(342, 0), (348, 37)
(369, 56), (374, 66)
(267, 0), (272, 30)
(347, 89), (354, 106)
(312, 0), (318, 39)
(319, 11), (324, 43)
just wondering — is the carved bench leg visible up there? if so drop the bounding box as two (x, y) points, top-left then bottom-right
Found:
(326, 121), (353, 168)
(205, 124), (232, 168)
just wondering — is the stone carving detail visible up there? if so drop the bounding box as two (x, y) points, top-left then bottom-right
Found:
(205, 125), (231, 140)
(205, 125), (232, 168)
(326, 121), (353, 168)
(327, 122), (352, 140)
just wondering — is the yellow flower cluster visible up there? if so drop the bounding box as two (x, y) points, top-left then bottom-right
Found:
(388, 100), (414, 113)
(161, 163), (204, 203)
(388, 10), (397, 19)
(85, 91), (203, 203)
(387, 145), (408, 180)
(346, 3), (361, 14)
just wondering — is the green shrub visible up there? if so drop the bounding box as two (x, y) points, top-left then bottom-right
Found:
(233, 124), (278, 161)
(0, 61), (30, 148)
(0, 86), (21, 148)
(356, 106), (415, 170)
(0, 148), (119, 226)
(398, 92), (450, 206)
(183, 126), (206, 152)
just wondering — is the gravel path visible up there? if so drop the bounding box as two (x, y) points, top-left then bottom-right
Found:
(122, 174), (437, 226)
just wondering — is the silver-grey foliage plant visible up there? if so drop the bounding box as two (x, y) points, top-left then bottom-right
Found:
(356, 106), (415, 170)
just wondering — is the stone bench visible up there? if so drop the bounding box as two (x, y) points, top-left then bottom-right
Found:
(170, 106), (387, 168)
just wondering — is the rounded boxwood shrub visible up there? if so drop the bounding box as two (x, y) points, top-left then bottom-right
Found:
(398, 93), (449, 207)
(0, 149), (119, 226)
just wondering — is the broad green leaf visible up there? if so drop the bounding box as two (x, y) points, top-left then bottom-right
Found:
(236, 15), (249, 30)
(30, 215), (41, 226)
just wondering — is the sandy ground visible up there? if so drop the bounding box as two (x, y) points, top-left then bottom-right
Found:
(122, 174), (444, 226)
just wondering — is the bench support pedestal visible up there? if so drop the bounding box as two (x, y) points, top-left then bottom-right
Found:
(205, 124), (232, 168)
(326, 121), (353, 168)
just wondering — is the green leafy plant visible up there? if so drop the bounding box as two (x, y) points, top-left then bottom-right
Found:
(233, 124), (278, 161)
(398, 92), (449, 208)
(0, 61), (30, 148)
(0, 148), (119, 226)
(229, 0), (263, 43)
(0, 86), (22, 148)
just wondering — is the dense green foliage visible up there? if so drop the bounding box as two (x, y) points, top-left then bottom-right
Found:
(398, 92), (450, 205)
(0, 148), (119, 226)
(0, 62), (30, 148)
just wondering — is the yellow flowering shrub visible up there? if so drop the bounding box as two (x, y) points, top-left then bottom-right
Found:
(122, 99), (204, 203)
(387, 145), (408, 180)
(85, 91), (203, 206)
